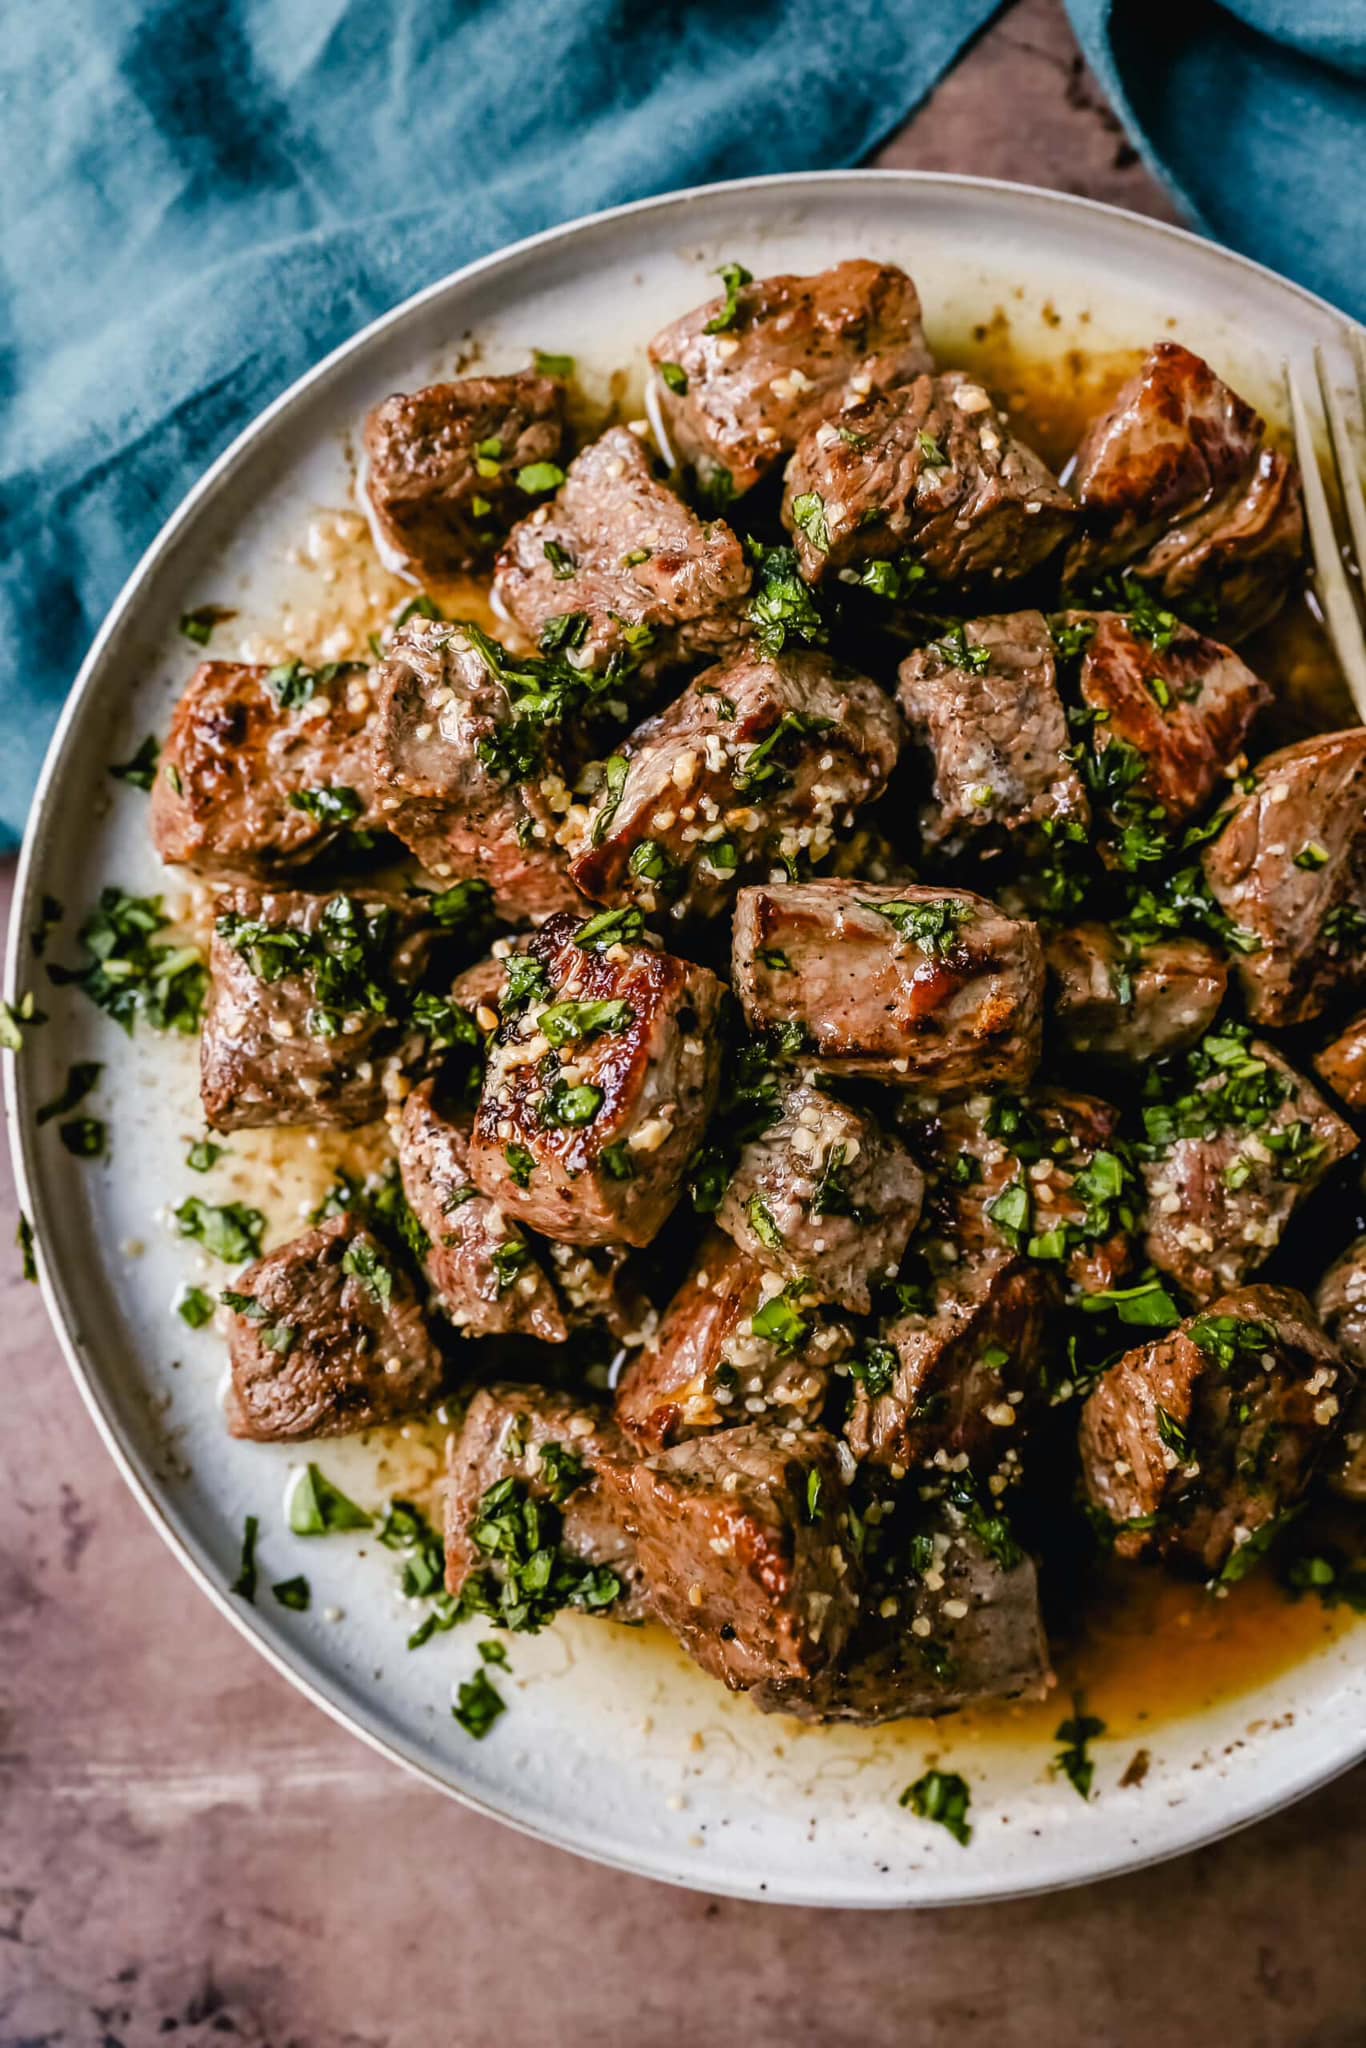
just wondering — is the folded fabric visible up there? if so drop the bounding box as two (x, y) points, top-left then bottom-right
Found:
(0, 0), (1001, 844)
(1066, 0), (1366, 324)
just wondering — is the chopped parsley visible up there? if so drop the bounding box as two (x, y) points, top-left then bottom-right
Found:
(179, 604), (235, 645)
(746, 1194), (784, 1250)
(452, 1666), (506, 1739)
(931, 625), (991, 675)
(230, 1515), (260, 1602)
(532, 349), (574, 378)
(186, 1138), (225, 1172)
(36, 1061), (102, 1125)
(175, 1197), (265, 1264)
(1188, 1313), (1275, 1372)
(849, 1339), (898, 1398)
(272, 1576), (311, 1611)
(288, 785), (364, 826)
(1079, 1276), (1181, 1328)
(1054, 1701), (1105, 1799)
(504, 952), (552, 1011)
(515, 461), (565, 495)
(573, 906), (645, 952)
(859, 896), (970, 958)
(745, 540), (830, 655)
(1154, 1405), (1191, 1460)
(539, 610), (589, 653)
(591, 755), (630, 845)
(540, 998), (634, 1048)
(918, 430), (949, 468)
(0, 990), (44, 1051)
(177, 1286), (215, 1329)
(490, 1239), (532, 1293)
(542, 539), (577, 581)
(734, 710), (833, 793)
(505, 1143), (536, 1189)
(900, 1769), (972, 1845)
(110, 736), (161, 790)
(789, 491), (830, 555)
(601, 1141), (635, 1180)
(1293, 841), (1330, 871)
(460, 1466), (622, 1633)
(49, 890), (206, 1036)
(288, 1464), (374, 1537)
(540, 1078), (603, 1128)
(749, 1282), (811, 1352)
(703, 261), (752, 334)
(341, 1238), (393, 1307)
(657, 361), (689, 394)
(17, 1214), (37, 1283)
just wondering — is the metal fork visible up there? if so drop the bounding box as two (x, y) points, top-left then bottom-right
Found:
(1285, 336), (1366, 719)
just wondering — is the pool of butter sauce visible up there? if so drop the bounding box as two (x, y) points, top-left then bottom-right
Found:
(165, 313), (1360, 1787)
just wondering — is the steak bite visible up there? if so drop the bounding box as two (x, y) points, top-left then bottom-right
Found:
(1079, 1284), (1348, 1576)
(845, 1256), (1055, 1478)
(363, 372), (566, 575)
(781, 370), (1074, 589)
(397, 1077), (566, 1343)
(492, 426), (751, 683)
(1315, 1237), (1366, 1501)
(1315, 1010), (1366, 1111)
(647, 259), (932, 497)
(444, 1385), (650, 1622)
(1045, 921), (1227, 1064)
(569, 646), (904, 922)
(895, 612), (1089, 858)
(200, 888), (434, 1132)
(732, 880), (1045, 1092)
(1140, 1027), (1357, 1304)
(614, 1229), (851, 1453)
(468, 909), (724, 1248)
(225, 1214), (443, 1443)
(1070, 610), (1271, 831)
(152, 659), (384, 882)
(714, 1079), (924, 1314)
(599, 1423), (861, 1691)
(751, 1495), (1051, 1723)
(369, 618), (580, 921)
(1202, 729), (1366, 1028)
(1064, 341), (1303, 638)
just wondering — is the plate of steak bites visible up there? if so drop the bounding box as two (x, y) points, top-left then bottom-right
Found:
(10, 172), (1366, 1907)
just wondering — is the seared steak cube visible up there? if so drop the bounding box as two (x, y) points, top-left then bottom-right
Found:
(444, 1385), (649, 1621)
(896, 612), (1088, 858)
(715, 1079), (924, 1313)
(493, 426), (751, 682)
(647, 259), (931, 497)
(397, 1077), (566, 1343)
(363, 372), (566, 575)
(200, 888), (433, 1132)
(781, 371), (1073, 588)
(1064, 342), (1303, 638)
(468, 910), (724, 1247)
(1315, 1238), (1366, 1501)
(1202, 729), (1366, 1027)
(1045, 921), (1227, 1064)
(370, 618), (580, 920)
(912, 1088), (1137, 1298)
(225, 1214), (442, 1442)
(1079, 1284), (1348, 1576)
(844, 1254), (1054, 1476)
(732, 880), (1045, 1092)
(1072, 610), (1271, 830)
(599, 1423), (860, 1691)
(751, 1496), (1051, 1723)
(1315, 1009), (1366, 1111)
(614, 1229), (850, 1453)
(151, 659), (383, 882)
(1140, 1028), (1357, 1303)
(569, 647), (903, 922)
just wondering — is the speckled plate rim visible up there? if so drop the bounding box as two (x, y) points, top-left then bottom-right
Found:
(7, 169), (1364, 1909)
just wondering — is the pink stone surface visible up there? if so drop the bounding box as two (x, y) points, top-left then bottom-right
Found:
(4, 5), (1364, 2041)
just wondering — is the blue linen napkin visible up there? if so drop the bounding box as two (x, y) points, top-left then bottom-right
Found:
(1065, 0), (1365, 325)
(0, 0), (1001, 844)
(2, 0), (1363, 848)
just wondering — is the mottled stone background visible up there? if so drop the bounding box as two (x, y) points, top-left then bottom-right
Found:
(3, 4), (1363, 2043)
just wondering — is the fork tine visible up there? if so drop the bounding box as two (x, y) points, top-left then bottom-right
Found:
(1285, 358), (1366, 722)
(1314, 341), (1366, 606)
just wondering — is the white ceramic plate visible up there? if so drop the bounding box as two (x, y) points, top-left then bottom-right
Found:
(9, 172), (1365, 1908)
